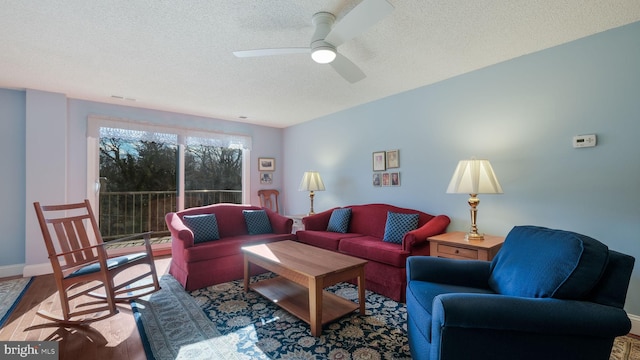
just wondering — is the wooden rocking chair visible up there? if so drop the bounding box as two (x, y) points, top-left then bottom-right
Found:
(33, 199), (161, 325)
(258, 189), (280, 213)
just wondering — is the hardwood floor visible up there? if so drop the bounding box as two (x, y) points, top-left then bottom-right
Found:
(0, 256), (171, 360)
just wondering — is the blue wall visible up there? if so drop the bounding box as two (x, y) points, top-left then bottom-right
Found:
(284, 22), (640, 313)
(0, 89), (26, 269)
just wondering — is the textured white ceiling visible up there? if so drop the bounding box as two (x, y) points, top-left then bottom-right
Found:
(1, 1), (639, 128)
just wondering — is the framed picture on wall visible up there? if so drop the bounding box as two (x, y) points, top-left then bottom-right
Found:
(260, 172), (273, 184)
(382, 172), (390, 186)
(386, 149), (399, 169)
(258, 157), (275, 171)
(373, 151), (386, 171)
(390, 172), (400, 186)
(373, 173), (382, 187)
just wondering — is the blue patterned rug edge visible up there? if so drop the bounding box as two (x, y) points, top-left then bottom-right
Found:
(0, 277), (34, 328)
(131, 299), (156, 360)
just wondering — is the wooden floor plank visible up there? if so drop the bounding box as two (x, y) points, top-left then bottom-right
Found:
(0, 256), (171, 360)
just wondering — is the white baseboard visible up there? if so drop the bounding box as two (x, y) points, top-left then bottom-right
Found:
(629, 314), (640, 335)
(0, 263), (25, 278)
(22, 262), (52, 277)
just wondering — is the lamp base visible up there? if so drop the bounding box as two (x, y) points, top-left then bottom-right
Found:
(308, 191), (315, 216)
(465, 194), (484, 241)
(465, 232), (485, 241)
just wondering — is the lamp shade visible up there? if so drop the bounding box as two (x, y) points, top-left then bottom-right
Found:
(446, 159), (503, 194)
(298, 171), (326, 192)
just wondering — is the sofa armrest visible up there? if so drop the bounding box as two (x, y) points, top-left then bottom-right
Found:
(302, 208), (336, 231)
(265, 209), (293, 234)
(402, 214), (450, 252)
(407, 256), (491, 288)
(432, 293), (632, 338)
(165, 212), (195, 248)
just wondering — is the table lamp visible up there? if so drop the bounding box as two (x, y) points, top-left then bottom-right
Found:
(298, 171), (325, 215)
(446, 159), (503, 240)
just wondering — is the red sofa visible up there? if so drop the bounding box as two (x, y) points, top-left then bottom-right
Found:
(166, 203), (296, 290)
(297, 203), (450, 302)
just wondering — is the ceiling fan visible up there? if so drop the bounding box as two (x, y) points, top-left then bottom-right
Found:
(232, 0), (394, 83)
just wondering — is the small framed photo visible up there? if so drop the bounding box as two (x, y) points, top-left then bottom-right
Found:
(373, 173), (382, 187)
(373, 151), (386, 171)
(386, 149), (399, 169)
(258, 157), (275, 171)
(390, 172), (400, 186)
(382, 172), (391, 186)
(260, 172), (273, 184)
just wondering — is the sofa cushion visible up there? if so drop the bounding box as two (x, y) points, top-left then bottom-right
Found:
(327, 208), (351, 233)
(383, 211), (419, 244)
(297, 230), (363, 251)
(184, 234), (294, 263)
(176, 204), (262, 238)
(339, 236), (408, 267)
(243, 210), (273, 235)
(488, 225), (609, 299)
(182, 214), (220, 243)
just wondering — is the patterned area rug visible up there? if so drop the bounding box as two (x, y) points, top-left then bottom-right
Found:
(133, 274), (636, 360)
(0, 277), (32, 327)
(131, 275), (242, 359)
(192, 273), (409, 359)
(611, 335), (640, 360)
(133, 273), (408, 359)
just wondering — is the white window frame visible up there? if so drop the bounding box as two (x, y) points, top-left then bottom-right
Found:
(86, 115), (251, 215)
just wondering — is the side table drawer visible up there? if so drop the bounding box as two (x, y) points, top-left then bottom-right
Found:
(428, 232), (505, 261)
(437, 244), (478, 259)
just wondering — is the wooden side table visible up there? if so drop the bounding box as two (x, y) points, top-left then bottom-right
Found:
(428, 231), (505, 261)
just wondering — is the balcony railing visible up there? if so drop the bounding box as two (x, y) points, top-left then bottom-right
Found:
(99, 190), (242, 241)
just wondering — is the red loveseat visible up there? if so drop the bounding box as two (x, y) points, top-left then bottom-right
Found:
(297, 203), (450, 302)
(166, 203), (296, 290)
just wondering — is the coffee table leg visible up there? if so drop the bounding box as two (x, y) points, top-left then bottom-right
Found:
(243, 255), (250, 292)
(358, 267), (366, 315)
(309, 278), (322, 336)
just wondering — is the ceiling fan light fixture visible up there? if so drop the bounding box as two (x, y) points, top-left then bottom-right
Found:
(311, 47), (336, 64)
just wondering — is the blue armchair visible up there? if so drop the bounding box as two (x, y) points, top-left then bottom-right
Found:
(406, 225), (634, 360)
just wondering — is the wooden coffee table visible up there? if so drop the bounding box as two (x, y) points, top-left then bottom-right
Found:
(242, 240), (367, 336)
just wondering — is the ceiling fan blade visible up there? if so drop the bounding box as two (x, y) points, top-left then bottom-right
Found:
(324, 0), (394, 47)
(233, 48), (309, 58)
(330, 53), (366, 83)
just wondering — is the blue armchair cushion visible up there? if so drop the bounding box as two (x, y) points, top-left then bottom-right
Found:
(243, 210), (273, 235)
(183, 214), (220, 243)
(327, 208), (351, 233)
(407, 279), (495, 342)
(383, 211), (419, 244)
(488, 226), (609, 299)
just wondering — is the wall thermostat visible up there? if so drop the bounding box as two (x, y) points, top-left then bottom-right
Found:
(573, 134), (597, 148)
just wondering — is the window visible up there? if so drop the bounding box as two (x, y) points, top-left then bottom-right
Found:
(87, 115), (251, 242)
(184, 141), (243, 208)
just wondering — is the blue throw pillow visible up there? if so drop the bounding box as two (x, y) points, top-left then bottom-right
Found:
(383, 211), (419, 244)
(243, 210), (273, 235)
(488, 225), (609, 299)
(182, 214), (220, 244)
(327, 208), (351, 233)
